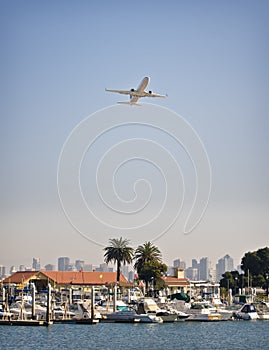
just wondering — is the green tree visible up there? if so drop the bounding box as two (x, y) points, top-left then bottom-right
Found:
(241, 247), (269, 293)
(104, 237), (134, 283)
(134, 241), (162, 273)
(134, 242), (166, 293)
(138, 260), (167, 292)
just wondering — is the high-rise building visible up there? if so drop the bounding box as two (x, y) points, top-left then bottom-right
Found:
(10, 266), (16, 274)
(32, 258), (40, 271)
(0, 266), (6, 279)
(185, 267), (198, 280)
(75, 260), (85, 271)
(216, 254), (234, 281)
(19, 265), (26, 271)
(192, 259), (199, 269)
(199, 257), (209, 281)
(84, 264), (93, 272)
(173, 259), (186, 269)
(58, 257), (70, 271)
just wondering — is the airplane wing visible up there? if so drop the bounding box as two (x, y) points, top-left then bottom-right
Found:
(105, 89), (132, 95)
(143, 92), (167, 98)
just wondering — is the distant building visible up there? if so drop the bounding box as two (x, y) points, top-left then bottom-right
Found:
(173, 259), (186, 269)
(84, 264), (93, 272)
(128, 270), (135, 282)
(32, 258), (41, 271)
(95, 263), (109, 272)
(173, 259), (181, 267)
(45, 264), (55, 271)
(236, 265), (243, 274)
(208, 268), (217, 282)
(0, 265), (6, 279)
(58, 257), (70, 271)
(10, 266), (16, 274)
(185, 267), (198, 280)
(199, 257), (209, 281)
(167, 266), (175, 276)
(19, 265), (26, 272)
(121, 265), (130, 280)
(75, 260), (84, 271)
(192, 259), (199, 269)
(216, 254), (234, 281)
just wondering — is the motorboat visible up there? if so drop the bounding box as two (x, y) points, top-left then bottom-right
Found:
(233, 303), (259, 320)
(185, 301), (222, 321)
(105, 307), (162, 323)
(255, 301), (269, 320)
(136, 298), (178, 322)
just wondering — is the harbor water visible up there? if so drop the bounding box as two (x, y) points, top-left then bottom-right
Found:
(1, 321), (268, 350)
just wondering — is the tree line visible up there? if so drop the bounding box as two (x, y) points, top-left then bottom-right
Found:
(220, 247), (269, 295)
(103, 237), (167, 292)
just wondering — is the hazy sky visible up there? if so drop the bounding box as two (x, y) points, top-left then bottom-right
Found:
(1, 0), (268, 270)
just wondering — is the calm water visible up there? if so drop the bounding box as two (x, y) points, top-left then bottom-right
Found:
(0, 321), (268, 350)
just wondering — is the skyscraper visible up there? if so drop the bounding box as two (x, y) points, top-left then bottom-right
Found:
(216, 254), (234, 281)
(199, 257), (209, 281)
(173, 259), (186, 269)
(58, 257), (70, 271)
(75, 260), (84, 271)
(32, 258), (41, 271)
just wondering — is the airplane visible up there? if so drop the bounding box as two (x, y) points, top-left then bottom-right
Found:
(105, 76), (167, 105)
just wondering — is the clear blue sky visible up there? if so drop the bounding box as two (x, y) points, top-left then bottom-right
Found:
(1, 0), (268, 270)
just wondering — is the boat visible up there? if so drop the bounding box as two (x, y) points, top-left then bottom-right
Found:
(136, 298), (178, 322)
(185, 301), (222, 321)
(254, 302), (269, 320)
(233, 303), (259, 320)
(104, 308), (162, 323)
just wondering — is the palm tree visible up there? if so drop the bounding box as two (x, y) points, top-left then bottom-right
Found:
(134, 241), (162, 273)
(104, 237), (134, 283)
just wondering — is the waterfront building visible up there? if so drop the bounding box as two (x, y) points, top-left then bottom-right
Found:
(162, 268), (190, 294)
(216, 254), (234, 281)
(32, 258), (41, 271)
(2, 270), (129, 291)
(58, 257), (70, 271)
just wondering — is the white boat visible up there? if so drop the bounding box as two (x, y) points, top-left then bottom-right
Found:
(105, 308), (162, 323)
(233, 303), (259, 320)
(137, 298), (178, 322)
(9, 301), (32, 320)
(185, 302), (222, 321)
(254, 302), (269, 320)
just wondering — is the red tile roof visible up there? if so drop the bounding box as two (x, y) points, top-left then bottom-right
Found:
(40, 271), (128, 285)
(2, 271), (38, 284)
(162, 276), (190, 287)
(3, 271), (129, 286)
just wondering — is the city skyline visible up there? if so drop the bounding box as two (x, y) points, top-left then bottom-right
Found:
(1, 2), (268, 269)
(0, 251), (242, 280)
